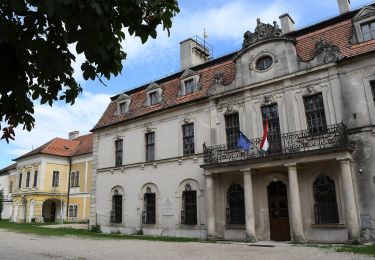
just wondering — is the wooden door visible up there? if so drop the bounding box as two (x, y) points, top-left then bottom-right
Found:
(268, 181), (291, 241)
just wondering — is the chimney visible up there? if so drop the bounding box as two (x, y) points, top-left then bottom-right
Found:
(68, 131), (79, 140)
(337, 0), (350, 14)
(180, 37), (210, 70)
(279, 13), (295, 34)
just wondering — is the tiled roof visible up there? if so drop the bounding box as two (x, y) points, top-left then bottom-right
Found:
(0, 163), (16, 174)
(92, 6), (375, 131)
(15, 133), (93, 160)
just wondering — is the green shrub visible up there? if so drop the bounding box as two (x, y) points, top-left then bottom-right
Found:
(136, 229), (144, 235)
(91, 224), (102, 233)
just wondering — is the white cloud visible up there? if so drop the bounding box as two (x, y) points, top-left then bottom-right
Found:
(5, 91), (111, 158)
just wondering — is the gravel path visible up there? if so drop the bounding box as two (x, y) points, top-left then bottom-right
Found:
(0, 229), (372, 260)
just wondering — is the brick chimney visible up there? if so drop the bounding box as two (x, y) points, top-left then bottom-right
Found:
(337, 0), (350, 14)
(68, 131), (79, 140)
(180, 38), (210, 70)
(279, 13), (295, 34)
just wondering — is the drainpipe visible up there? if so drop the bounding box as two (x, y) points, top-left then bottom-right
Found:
(66, 156), (72, 221)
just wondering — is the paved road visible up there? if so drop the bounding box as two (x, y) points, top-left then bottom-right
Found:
(0, 230), (372, 260)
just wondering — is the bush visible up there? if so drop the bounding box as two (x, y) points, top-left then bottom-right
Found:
(91, 224), (102, 233)
(136, 229), (144, 235)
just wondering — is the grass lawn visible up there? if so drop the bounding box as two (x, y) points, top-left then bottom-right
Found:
(0, 220), (200, 243)
(336, 244), (375, 257)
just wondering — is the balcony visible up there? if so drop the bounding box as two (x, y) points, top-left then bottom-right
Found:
(203, 123), (349, 166)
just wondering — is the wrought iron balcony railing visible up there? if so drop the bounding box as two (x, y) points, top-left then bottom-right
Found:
(203, 123), (349, 166)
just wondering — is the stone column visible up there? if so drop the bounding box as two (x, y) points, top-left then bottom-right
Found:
(338, 158), (360, 241)
(286, 163), (304, 242)
(242, 169), (256, 241)
(205, 172), (215, 239)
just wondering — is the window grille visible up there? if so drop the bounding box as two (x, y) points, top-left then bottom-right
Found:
(181, 184), (197, 225)
(183, 123), (195, 156)
(313, 175), (339, 224)
(226, 184), (245, 224)
(111, 193), (122, 224)
(143, 188), (156, 224)
(304, 93), (327, 135)
(225, 113), (240, 149)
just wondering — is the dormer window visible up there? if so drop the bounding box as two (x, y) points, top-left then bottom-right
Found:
(184, 79), (195, 95)
(180, 69), (199, 96)
(145, 82), (162, 106)
(149, 91), (158, 106)
(361, 21), (375, 41)
(116, 93), (131, 115)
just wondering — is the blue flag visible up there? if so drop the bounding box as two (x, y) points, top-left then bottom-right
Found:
(237, 131), (252, 152)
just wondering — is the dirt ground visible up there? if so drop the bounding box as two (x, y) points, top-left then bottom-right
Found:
(0, 230), (372, 260)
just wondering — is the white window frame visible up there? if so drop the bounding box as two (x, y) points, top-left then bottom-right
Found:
(68, 204), (78, 218)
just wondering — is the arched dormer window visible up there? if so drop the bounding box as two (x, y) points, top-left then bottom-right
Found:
(117, 93), (131, 115)
(226, 184), (245, 224)
(313, 175), (339, 224)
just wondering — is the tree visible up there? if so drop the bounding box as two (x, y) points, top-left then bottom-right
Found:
(0, 0), (179, 142)
(0, 189), (3, 220)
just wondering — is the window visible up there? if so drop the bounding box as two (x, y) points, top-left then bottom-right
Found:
(371, 81), (375, 105)
(261, 104), (282, 153)
(111, 190), (122, 223)
(52, 171), (59, 187)
(26, 172), (30, 188)
(33, 171), (38, 188)
(69, 205), (78, 218)
(183, 123), (195, 156)
(225, 113), (240, 148)
(9, 181), (13, 193)
(256, 55), (273, 71)
(313, 175), (339, 224)
(304, 93), (327, 135)
(115, 139), (123, 167)
(184, 79), (195, 95)
(226, 184), (245, 225)
(119, 102), (127, 115)
(149, 91), (158, 106)
(18, 173), (22, 188)
(145, 132), (155, 161)
(142, 187), (156, 224)
(181, 184), (197, 225)
(70, 171), (80, 187)
(361, 21), (375, 41)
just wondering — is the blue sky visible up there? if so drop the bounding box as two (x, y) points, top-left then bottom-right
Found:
(0, 0), (372, 169)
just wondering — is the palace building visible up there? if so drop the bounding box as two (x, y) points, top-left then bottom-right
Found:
(0, 132), (93, 223)
(90, 1), (375, 242)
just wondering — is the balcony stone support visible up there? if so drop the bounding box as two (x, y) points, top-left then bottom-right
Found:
(337, 157), (360, 241)
(242, 168), (256, 241)
(205, 171), (216, 239)
(285, 163), (305, 242)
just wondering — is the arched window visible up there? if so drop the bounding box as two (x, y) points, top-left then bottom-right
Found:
(226, 184), (245, 224)
(181, 183), (197, 225)
(111, 189), (122, 224)
(142, 186), (156, 224)
(313, 175), (339, 224)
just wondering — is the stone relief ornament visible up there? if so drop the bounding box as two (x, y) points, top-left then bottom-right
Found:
(305, 85), (318, 95)
(213, 72), (224, 84)
(243, 18), (282, 47)
(314, 38), (341, 63)
(261, 94), (276, 105)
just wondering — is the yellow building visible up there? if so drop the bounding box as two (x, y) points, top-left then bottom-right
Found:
(9, 131), (92, 223)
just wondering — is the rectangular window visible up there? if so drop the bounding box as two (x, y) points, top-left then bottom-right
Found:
(261, 104), (282, 153)
(119, 102), (127, 114)
(304, 93), (327, 135)
(52, 171), (59, 187)
(9, 181), (13, 193)
(69, 205), (78, 218)
(33, 171), (38, 188)
(149, 92), (158, 105)
(183, 123), (195, 156)
(361, 21), (375, 41)
(26, 172), (30, 188)
(18, 173), (22, 188)
(184, 79), (195, 95)
(70, 171), (80, 187)
(142, 193), (156, 224)
(181, 190), (197, 225)
(146, 132), (155, 161)
(371, 81), (375, 105)
(225, 113), (240, 148)
(115, 139), (123, 167)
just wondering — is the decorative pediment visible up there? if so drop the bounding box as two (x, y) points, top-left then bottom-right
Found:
(180, 68), (196, 79)
(146, 82), (161, 92)
(117, 93), (130, 101)
(353, 6), (375, 21)
(313, 38), (341, 63)
(243, 18), (282, 48)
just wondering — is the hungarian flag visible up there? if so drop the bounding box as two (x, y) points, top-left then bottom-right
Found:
(260, 118), (269, 153)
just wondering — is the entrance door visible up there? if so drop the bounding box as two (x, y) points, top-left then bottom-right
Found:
(50, 202), (56, 223)
(267, 181), (291, 241)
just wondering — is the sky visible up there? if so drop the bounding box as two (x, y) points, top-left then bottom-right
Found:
(0, 0), (372, 169)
